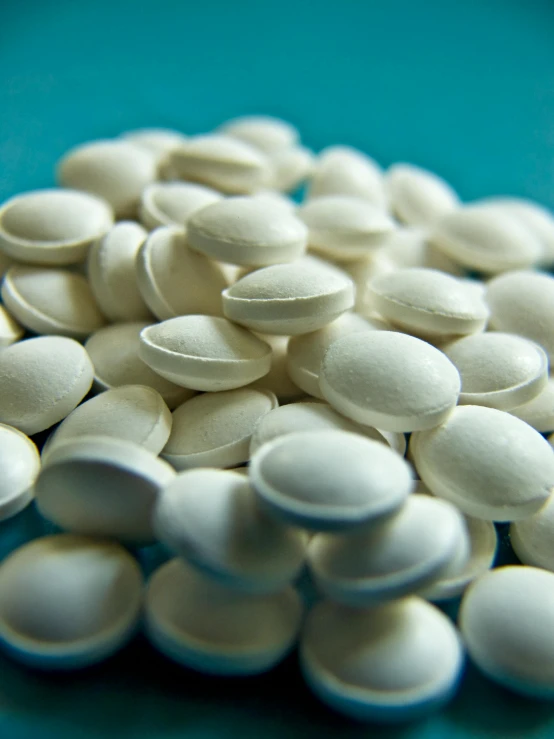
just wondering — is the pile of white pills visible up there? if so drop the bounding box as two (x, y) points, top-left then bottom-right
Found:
(0, 114), (554, 721)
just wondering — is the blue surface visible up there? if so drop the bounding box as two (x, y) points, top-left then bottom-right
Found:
(2, 0), (554, 737)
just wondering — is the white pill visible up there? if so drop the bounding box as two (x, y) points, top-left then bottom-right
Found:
(442, 332), (548, 410)
(220, 115), (299, 154)
(510, 377), (554, 432)
(139, 182), (222, 230)
(0, 305), (24, 347)
(222, 257), (355, 335)
(0, 535), (142, 669)
(0, 424), (40, 521)
(320, 331), (461, 432)
(247, 334), (304, 403)
(510, 495), (554, 571)
(0, 189), (113, 265)
(43, 385), (172, 459)
(145, 558), (303, 675)
(139, 316), (272, 391)
(2, 265), (106, 339)
(168, 135), (270, 194)
(410, 405), (554, 521)
(162, 388), (277, 470)
(382, 227), (465, 275)
(187, 196), (307, 266)
(386, 163), (459, 227)
(369, 268), (489, 338)
(269, 146), (315, 192)
(307, 146), (386, 209)
(36, 436), (175, 542)
(459, 566), (554, 697)
(57, 140), (158, 218)
(301, 597), (464, 722)
(154, 469), (307, 594)
(122, 128), (187, 157)
(250, 430), (413, 531)
(87, 221), (153, 322)
(0, 336), (94, 435)
(431, 206), (542, 273)
(486, 270), (554, 363)
(84, 322), (194, 409)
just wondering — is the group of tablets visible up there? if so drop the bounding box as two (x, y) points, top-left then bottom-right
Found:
(0, 115), (554, 722)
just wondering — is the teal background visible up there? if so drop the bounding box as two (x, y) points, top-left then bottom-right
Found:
(1, 0), (554, 736)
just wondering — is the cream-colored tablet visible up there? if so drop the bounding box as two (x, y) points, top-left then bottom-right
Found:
(247, 334), (304, 403)
(122, 128), (187, 157)
(510, 495), (554, 571)
(386, 163), (459, 227)
(269, 146), (314, 192)
(0, 305), (24, 347)
(187, 196), (308, 266)
(84, 322), (193, 409)
(0, 189), (113, 265)
(298, 196), (395, 260)
(0, 336), (94, 435)
(162, 388), (277, 470)
(222, 258), (355, 335)
(58, 140), (158, 218)
(145, 558), (303, 675)
(1, 265), (106, 339)
(154, 469), (307, 593)
(0, 535), (142, 669)
(43, 385), (172, 459)
(511, 378), (554, 432)
(250, 430), (413, 531)
(220, 115), (299, 154)
(136, 227), (227, 320)
(301, 597), (464, 722)
(320, 331), (461, 432)
(139, 182), (222, 230)
(486, 270), (554, 362)
(431, 206), (542, 272)
(382, 227), (465, 275)
(0, 424), (40, 521)
(139, 316), (272, 391)
(410, 405), (554, 521)
(36, 436), (175, 542)
(368, 268), (489, 338)
(87, 221), (152, 322)
(168, 135), (270, 194)
(307, 146), (386, 209)
(442, 333), (548, 410)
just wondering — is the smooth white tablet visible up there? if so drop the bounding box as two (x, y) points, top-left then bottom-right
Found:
(269, 146), (314, 192)
(247, 334), (304, 403)
(459, 566), (554, 698)
(0, 189), (113, 265)
(382, 227), (465, 275)
(145, 558), (303, 675)
(510, 495), (554, 571)
(154, 469), (307, 594)
(249, 430), (413, 531)
(220, 115), (299, 153)
(222, 258), (355, 335)
(319, 331), (461, 432)
(1, 265), (106, 339)
(35, 436), (175, 542)
(307, 146), (386, 209)
(87, 221), (153, 322)
(0, 336), (94, 435)
(122, 128), (187, 157)
(139, 182), (222, 230)
(410, 405), (554, 521)
(162, 388), (277, 470)
(301, 597), (464, 722)
(0, 535), (142, 669)
(442, 333), (548, 410)
(0, 305), (24, 347)
(0, 424), (40, 521)
(386, 163), (459, 227)
(511, 378), (554, 432)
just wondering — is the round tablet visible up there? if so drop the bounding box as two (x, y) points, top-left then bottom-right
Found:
(139, 182), (222, 230)
(486, 270), (554, 363)
(0, 535), (142, 669)
(442, 333), (548, 410)
(249, 430), (413, 531)
(382, 227), (465, 275)
(0, 424), (40, 521)
(84, 322), (194, 409)
(87, 221), (153, 322)
(0, 305), (24, 347)
(57, 140), (158, 218)
(122, 128), (187, 157)
(187, 196), (307, 266)
(301, 597), (464, 722)
(220, 115), (298, 154)
(459, 566), (554, 698)
(320, 331), (461, 432)
(510, 495), (554, 571)
(35, 436), (175, 542)
(0, 336), (94, 435)
(162, 388), (277, 470)
(368, 268), (489, 338)
(222, 258), (355, 335)
(386, 163), (459, 228)
(145, 558), (303, 675)
(154, 469), (307, 594)
(410, 405), (554, 521)
(247, 334), (304, 403)
(43, 385), (172, 459)
(1, 265), (106, 339)
(0, 188), (113, 265)
(298, 196), (394, 260)
(139, 316), (272, 391)
(511, 377), (554, 432)
(307, 146), (386, 209)
(269, 146), (314, 192)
